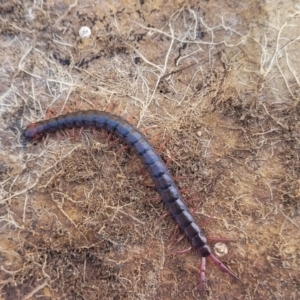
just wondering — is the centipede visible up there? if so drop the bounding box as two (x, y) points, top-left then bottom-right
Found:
(24, 110), (241, 297)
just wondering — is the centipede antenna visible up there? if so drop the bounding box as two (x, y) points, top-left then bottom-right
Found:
(20, 131), (28, 149)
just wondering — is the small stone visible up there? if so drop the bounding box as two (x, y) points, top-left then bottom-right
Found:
(79, 26), (92, 39)
(214, 242), (228, 257)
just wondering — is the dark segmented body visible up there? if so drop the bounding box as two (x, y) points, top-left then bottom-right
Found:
(25, 110), (242, 295)
(24, 110), (211, 257)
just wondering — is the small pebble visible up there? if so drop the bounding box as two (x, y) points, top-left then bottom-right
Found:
(79, 26), (91, 39)
(214, 242), (228, 257)
(196, 130), (202, 137)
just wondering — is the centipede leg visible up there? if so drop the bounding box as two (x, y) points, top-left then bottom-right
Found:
(45, 108), (57, 119)
(116, 144), (130, 155)
(92, 127), (103, 139)
(109, 137), (121, 147)
(172, 246), (192, 254)
(106, 101), (118, 113)
(68, 128), (76, 140)
(54, 130), (64, 141)
(209, 253), (241, 281)
(78, 127), (84, 138)
(207, 237), (236, 243)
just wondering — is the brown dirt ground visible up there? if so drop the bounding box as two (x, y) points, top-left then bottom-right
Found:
(0, 1), (300, 299)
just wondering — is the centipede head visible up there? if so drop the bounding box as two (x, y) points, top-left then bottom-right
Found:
(24, 124), (44, 143)
(24, 125), (36, 139)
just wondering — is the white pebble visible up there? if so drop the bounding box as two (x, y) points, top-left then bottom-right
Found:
(79, 26), (91, 39)
(214, 242), (228, 257)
